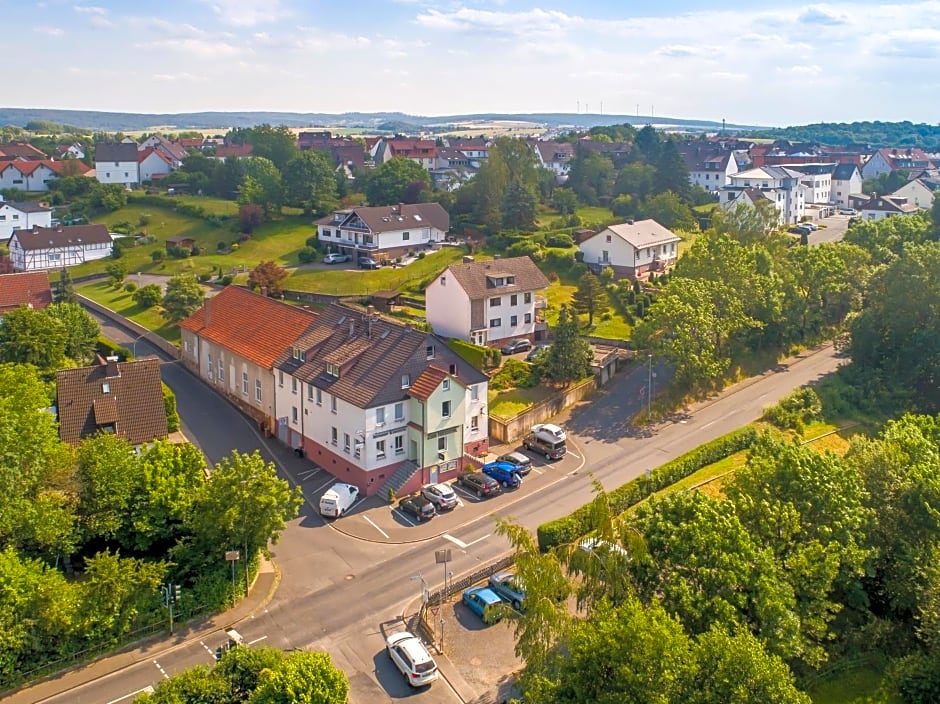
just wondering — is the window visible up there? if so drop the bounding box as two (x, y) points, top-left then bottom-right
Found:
(331, 427), (338, 445)
(471, 415), (479, 431)
(376, 440), (386, 459)
(291, 346), (304, 361)
(490, 297), (501, 307)
(441, 275), (446, 286)
(278, 371), (284, 387)
(524, 313), (532, 324)
(207, 353), (213, 379)
(217, 359), (224, 382)
(394, 435), (404, 455)
(442, 400), (451, 418)
(449, 363), (457, 375)
(255, 379), (262, 402)
(437, 436), (447, 452)
(307, 384), (314, 400)
(291, 377), (297, 394)
(316, 388), (322, 406)
(401, 374), (411, 389)
(326, 362), (340, 378)
(510, 294), (518, 306)
(394, 402), (404, 421)
(442, 378), (450, 391)
(470, 385), (479, 401)
(102, 382), (111, 394)
(330, 395), (337, 413)
(376, 407), (385, 425)
(402, 231), (410, 240)
(343, 433), (351, 453)
(242, 372), (249, 395)
(489, 318), (501, 328)
(426, 344), (434, 359)
(510, 315), (518, 326)
(524, 292), (532, 304)
(292, 407), (298, 423)
(602, 250), (609, 263)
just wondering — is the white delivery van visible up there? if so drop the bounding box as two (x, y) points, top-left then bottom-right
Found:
(319, 482), (360, 518)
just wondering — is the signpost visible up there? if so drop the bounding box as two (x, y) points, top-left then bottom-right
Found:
(225, 550), (240, 606)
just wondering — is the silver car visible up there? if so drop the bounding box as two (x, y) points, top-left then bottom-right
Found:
(421, 483), (458, 510)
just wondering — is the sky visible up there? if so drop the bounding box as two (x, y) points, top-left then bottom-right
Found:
(7, 0), (940, 127)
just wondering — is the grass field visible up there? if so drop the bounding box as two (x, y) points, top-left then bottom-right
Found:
(77, 280), (181, 343)
(542, 279), (631, 341)
(488, 385), (555, 419)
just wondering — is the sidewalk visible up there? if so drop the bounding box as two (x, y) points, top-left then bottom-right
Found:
(2, 558), (279, 704)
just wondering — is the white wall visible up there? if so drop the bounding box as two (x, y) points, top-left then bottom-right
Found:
(139, 153), (172, 182)
(580, 229), (634, 268)
(0, 205), (51, 241)
(463, 381), (488, 449)
(96, 161), (139, 186)
(482, 290), (538, 343)
(425, 271), (472, 340)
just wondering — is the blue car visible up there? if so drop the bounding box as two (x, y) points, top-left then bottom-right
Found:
(482, 461), (523, 489)
(462, 586), (505, 624)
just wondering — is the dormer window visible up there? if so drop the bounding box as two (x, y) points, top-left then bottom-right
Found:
(401, 374), (411, 389)
(442, 379), (450, 391)
(326, 362), (340, 378)
(292, 347), (305, 361)
(426, 345), (434, 359)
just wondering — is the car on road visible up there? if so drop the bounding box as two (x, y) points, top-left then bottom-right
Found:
(525, 344), (551, 362)
(840, 207), (857, 215)
(462, 586), (506, 624)
(488, 571), (526, 611)
(500, 338), (532, 355)
(496, 451), (532, 476)
(421, 483), (458, 510)
(386, 631), (439, 687)
(801, 221), (818, 231)
(323, 252), (351, 264)
(357, 257), (379, 269)
(456, 471), (502, 498)
(319, 482), (359, 518)
(789, 225), (811, 236)
(398, 495), (437, 522)
(482, 461), (523, 488)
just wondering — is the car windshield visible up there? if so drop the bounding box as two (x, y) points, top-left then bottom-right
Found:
(415, 661), (436, 673)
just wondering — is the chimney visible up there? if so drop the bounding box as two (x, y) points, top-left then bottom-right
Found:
(367, 305), (375, 317)
(348, 319), (355, 337)
(105, 359), (120, 378)
(32, 224), (39, 234)
(626, 219), (635, 225)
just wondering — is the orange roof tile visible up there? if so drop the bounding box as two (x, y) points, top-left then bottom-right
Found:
(0, 271), (53, 313)
(408, 366), (455, 402)
(180, 286), (317, 368)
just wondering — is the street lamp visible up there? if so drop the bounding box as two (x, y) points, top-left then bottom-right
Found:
(132, 333), (148, 359)
(647, 353), (653, 420)
(410, 574), (429, 610)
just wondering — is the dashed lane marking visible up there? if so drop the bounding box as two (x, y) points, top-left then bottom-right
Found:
(152, 659), (169, 679)
(199, 641), (215, 658)
(363, 514), (391, 538)
(393, 509), (417, 527)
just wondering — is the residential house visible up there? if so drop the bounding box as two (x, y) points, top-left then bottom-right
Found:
(532, 141), (575, 183)
(173, 137), (206, 150)
(718, 166), (806, 224)
(0, 199), (53, 241)
(0, 142), (46, 160)
(861, 147), (935, 180)
(446, 137), (489, 162)
(677, 141), (740, 193)
(95, 142), (140, 186)
(273, 304), (489, 497)
(0, 159), (89, 192)
(179, 286), (318, 433)
(0, 270), (52, 314)
(56, 357), (168, 447)
(577, 139), (634, 169)
(831, 163), (863, 208)
(138, 134), (188, 168)
(580, 219), (681, 282)
(56, 142), (85, 160)
(297, 131), (366, 171)
(316, 203), (449, 263)
(430, 148), (476, 190)
(425, 256), (550, 347)
(889, 177), (940, 210)
(138, 147), (175, 182)
(9, 224), (112, 271)
(850, 193), (920, 221)
(212, 143), (254, 160)
(375, 138), (438, 170)
(778, 163), (835, 205)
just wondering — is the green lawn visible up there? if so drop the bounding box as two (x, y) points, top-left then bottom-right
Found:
(77, 280), (181, 343)
(130, 193), (240, 217)
(542, 279), (631, 341)
(285, 248), (466, 296)
(807, 662), (894, 704)
(488, 385), (555, 419)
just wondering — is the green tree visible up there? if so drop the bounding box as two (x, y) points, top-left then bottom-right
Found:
(654, 139), (692, 201)
(46, 302), (99, 363)
(0, 306), (67, 370)
(282, 150), (339, 215)
(365, 157), (430, 206)
(133, 283), (163, 309)
(106, 260), (127, 287)
(571, 271), (608, 325)
(567, 149), (615, 205)
(243, 157), (284, 215)
(135, 664), (230, 704)
(635, 124), (662, 163)
(161, 275), (205, 323)
(55, 268), (76, 304)
(239, 203), (265, 233)
(233, 124), (298, 170)
(215, 645), (284, 701)
(552, 188), (579, 215)
(248, 261), (289, 297)
(544, 304), (593, 385)
(614, 162), (656, 201)
(502, 182), (537, 231)
(641, 190), (696, 231)
(212, 156), (246, 199)
(75, 433), (138, 543)
(249, 650), (349, 704)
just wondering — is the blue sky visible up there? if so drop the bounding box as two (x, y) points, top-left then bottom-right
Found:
(8, 1), (940, 127)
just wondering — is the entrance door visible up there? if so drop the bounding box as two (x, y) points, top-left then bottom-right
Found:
(429, 466), (439, 485)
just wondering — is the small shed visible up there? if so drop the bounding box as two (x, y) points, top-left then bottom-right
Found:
(166, 236), (197, 251)
(370, 289), (402, 313)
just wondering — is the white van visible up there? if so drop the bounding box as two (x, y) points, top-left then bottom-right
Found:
(319, 482), (360, 518)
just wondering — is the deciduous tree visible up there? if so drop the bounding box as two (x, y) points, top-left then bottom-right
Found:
(0, 306), (67, 370)
(248, 260), (289, 297)
(46, 302), (99, 363)
(161, 275), (205, 322)
(364, 157), (430, 206)
(544, 304), (592, 385)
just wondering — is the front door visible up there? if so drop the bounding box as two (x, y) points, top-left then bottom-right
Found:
(429, 466), (439, 485)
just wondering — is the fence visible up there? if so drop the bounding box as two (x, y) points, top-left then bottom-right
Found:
(488, 377), (596, 444)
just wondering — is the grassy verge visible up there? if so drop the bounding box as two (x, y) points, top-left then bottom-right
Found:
(488, 386), (556, 419)
(78, 280), (181, 343)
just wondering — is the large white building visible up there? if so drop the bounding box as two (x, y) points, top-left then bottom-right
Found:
(9, 224), (112, 271)
(0, 199), (52, 241)
(316, 203), (449, 263)
(425, 256), (550, 347)
(718, 166), (807, 224)
(580, 219), (681, 282)
(94, 142), (140, 186)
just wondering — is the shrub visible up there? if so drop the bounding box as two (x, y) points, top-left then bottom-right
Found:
(297, 246), (318, 264)
(490, 359), (540, 390)
(167, 246), (190, 259)
(217, 240), (228, 252)
(446, 339), (488, 370)
(138, 214), (151, 227)
(133, 284), (162, 308)
(197, 273), (211, 283)
(507, 240), (543, 261)
(417, 251), (426, 260)
(162, 383), (180, 432)
(762, 387), (822, 434)
(230, 242), (240, 251)
(123, 281), (138, 293)
(95, 336), (132, 361)
(546, 232), (574, 248)
(305, 235), (319, 248)
(545, 248), (575, 271)
(150, 250), (164, 262)
(220, 275), (234, 286)
(537, 426), (757, 551)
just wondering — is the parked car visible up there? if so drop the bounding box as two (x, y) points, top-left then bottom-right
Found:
(802, 221), (818, 231)
(579, 536), (631, 560)
(497, 451), (532, 476)
(398, 495), (437, 522)
(318, 482), (359, 518)
(323, 252), (351, 264)
(456, 471), (502, 498)
(523, 423), (567, 460)
(357, 256), (379, 269)
(421, 483), (458, 510)
(500, 338), (533, 355)
(525, 344), (551, 362)
(840, 207), (857, 215)
(462, 586), (506, 624)
(488, 571), (526, 611)
(531, 423), (566, 442)
(482, 461), (523, 489)
(789, 225), (811, 236)
(386, 631), (439, 687)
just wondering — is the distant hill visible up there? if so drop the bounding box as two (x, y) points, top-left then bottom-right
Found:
(0, 107), (762, 134)
(746, 121), (940, 149)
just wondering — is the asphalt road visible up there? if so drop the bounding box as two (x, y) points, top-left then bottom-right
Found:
(35, 316), (843, 703)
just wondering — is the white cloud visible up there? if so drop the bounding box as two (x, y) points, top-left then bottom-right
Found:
(203, 0), (286, 27)
(73, 5), (107, 14)
(153, 72), (205, 82)
(34, 27), (65, 37)
(416, 7), (579, 37)
(136, 37), (243, 58)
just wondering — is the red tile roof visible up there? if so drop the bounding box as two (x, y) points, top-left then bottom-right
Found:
(179, 286), (317, 368)
(408, 366), (464, 402)
(0, 271), (53, 313)
(215, 144), (254, 158)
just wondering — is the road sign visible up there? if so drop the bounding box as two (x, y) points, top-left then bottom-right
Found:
(225, 550), (240, 561)
(430, 607), (440, 616)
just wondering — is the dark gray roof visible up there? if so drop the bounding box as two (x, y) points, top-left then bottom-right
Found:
(317, 203), (449, 234)
(95, 142), (139, 162)
(275, 304), (486, 409)
(832, 163), (860, 180)
(12, 224), (111, 250)
(4, 201), (51, 213)
(442, 256), (550, 301)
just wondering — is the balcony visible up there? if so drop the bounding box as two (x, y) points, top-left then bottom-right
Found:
(534, 296), (547, 310)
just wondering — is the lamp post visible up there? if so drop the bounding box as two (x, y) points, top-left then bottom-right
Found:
(410, 574), (429, 613)
(647, 353), (653, 420)
(132, 333), (148, 359)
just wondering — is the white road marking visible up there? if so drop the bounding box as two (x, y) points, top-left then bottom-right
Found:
(108, 686), (154, 703)
(298, 468), (319, 479)
(442, 533), (468, 549)
(528, 467), (543, 475)
(199, 640), (215, 658)
(247, 635), (268, 645)
(566, 451), (581, 459)
(394, 509), (417, 527)
(363, 514), (390, 538)
(152, 659), (169, 679)
(312, 477), (335, 495)
(451, 485), (480, 501)
(465, 533), (490, 548)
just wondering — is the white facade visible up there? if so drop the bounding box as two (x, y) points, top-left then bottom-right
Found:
(139, 151), (173, 182)
(96, 160), (139, 186)
(719, 167), (806, 224)
(860, 151), (892, 180)
(463, 382), (488, 453)
(797, 172), (831, 204)
(831, 169), (863, 208)
(9, 236), (111, 271)
(890, 179), (936, 209)
(318, 223), (439, 252)
(425, 274), (473, 341)
(0, 163), (62, 192)
(0, 203), (52, 241)
(688, 152), (740, 193)
(579, 221), (680, 281)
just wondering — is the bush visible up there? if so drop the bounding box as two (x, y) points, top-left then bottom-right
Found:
(762, 387), (822, 434)
(305, 235), (319, 248)
(545, 248), (575, 271)
(167, 246), (190, 259)
(490, 358), (540, 390)
(297, 246), (318, 264)
(95, 336), (132, 361)
(537, 426), (758, 551)
(197, 273), (211, 283)
(123, 281), (138, 293)
(446, 339), (488, 370)
(545, 232), (574, 248)
(217, 240), (228, 252)
(133, 284), (163, 309)
(417, 251), (426, 260)
(162, 383), (180, 432)
(138, 214), (151, 227)
(151, 250), (164, 262)
(220, 275), (234, 286)
(507, 240), (544, 261)
(230, 242), (240, 251)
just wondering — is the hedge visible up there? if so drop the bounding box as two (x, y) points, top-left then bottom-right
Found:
(163, 383), (181, 433)
(95, 336), (132, 361)
(446, 338), (488, 371)
(536, 426), (758, 551)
